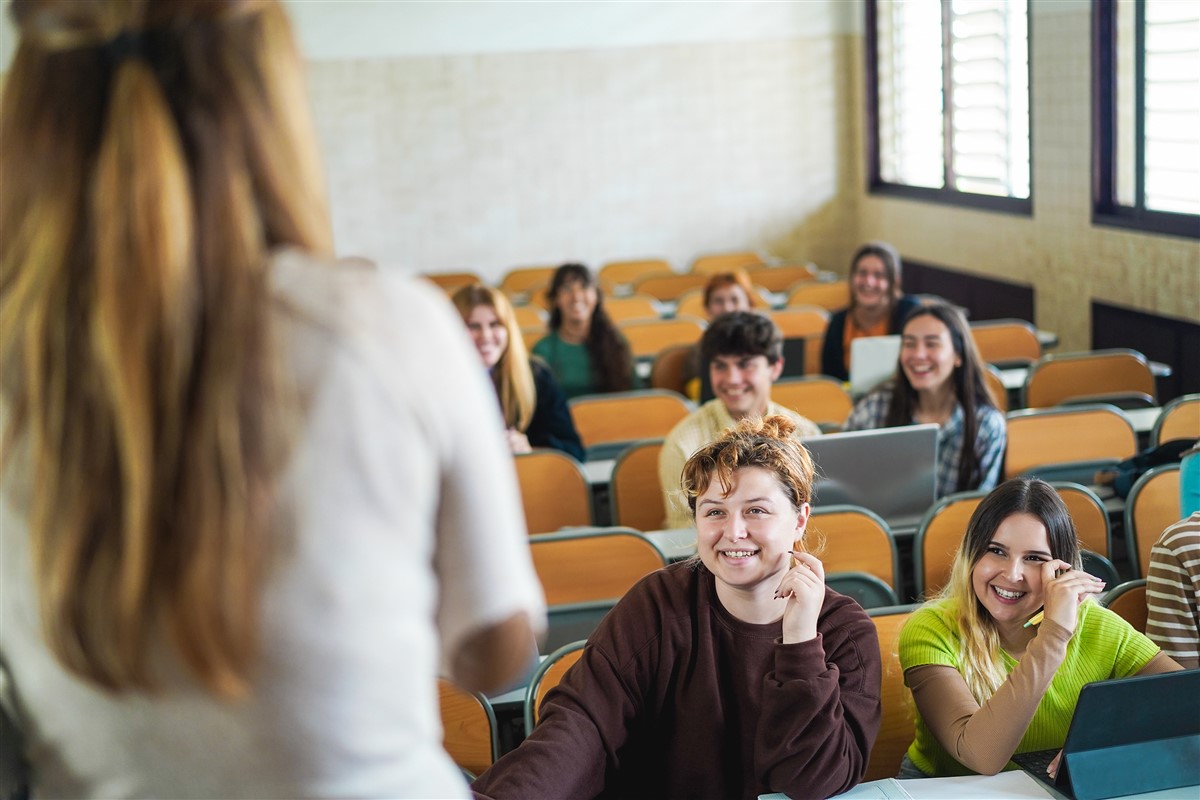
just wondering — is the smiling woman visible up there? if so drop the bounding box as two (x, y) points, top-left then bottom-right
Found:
(896, 477), (1182, 779)
(472, 416), (882, 800)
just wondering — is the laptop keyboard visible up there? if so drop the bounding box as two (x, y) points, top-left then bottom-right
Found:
(1011, 748), (1063, 794)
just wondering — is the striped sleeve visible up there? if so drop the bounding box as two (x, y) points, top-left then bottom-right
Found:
(1145, 515), (1200, 667)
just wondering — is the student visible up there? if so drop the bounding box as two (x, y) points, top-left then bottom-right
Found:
(844, 302), (1005, 498)
(821, 242), (920, 381)
(682, 271), (758, 400)
(532, 263), (634, 399)
(452, 284), (584, 460)
(898, 478), (1182, 779)
(660, 312), (820, 529)
(1146, 511), (1200, 669)
(472, 416), (882, 800)
(0, 2), (544, 796)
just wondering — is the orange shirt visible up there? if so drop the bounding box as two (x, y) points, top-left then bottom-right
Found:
(842, 311), (889, 373)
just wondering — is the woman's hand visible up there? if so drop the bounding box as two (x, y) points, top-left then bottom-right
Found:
(1040, 560), (1105, 635)
(505, 428), (532, 454)
(776, 551), (825, 644)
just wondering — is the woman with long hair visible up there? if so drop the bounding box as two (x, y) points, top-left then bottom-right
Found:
(473, 416), (880, 800)
(820, 242), (919, 381)
(531, 263), (633, 399)
(843, 302), (1006, 497)
(897, 478), (1180, 778)
(451, 284), (584, 460)
(0, 1), (543, 795)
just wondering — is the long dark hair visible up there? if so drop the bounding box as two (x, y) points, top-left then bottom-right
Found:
(848, 242), (903, 317)
(885, 302), (995, 491)
(546, 263), (632, 392)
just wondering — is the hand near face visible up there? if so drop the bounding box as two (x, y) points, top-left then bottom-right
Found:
(1040, 559), (1105, 635)
(505, 428), (532, 454)
(776, 551), (825, 644)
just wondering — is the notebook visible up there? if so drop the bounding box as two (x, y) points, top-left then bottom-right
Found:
(801, 423), (939, 531)
(1011, 669), (1200, 800)
(849, 334), (901, 397)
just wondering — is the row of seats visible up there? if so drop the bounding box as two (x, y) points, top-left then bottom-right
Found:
(440, 576), (1154, 784)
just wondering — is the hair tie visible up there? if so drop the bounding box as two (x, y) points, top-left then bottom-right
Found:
(104, 30), (143, 65)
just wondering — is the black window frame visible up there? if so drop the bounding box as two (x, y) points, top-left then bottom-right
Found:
(1092, 0), (1200, 239)
(865, 0), (1033, 216)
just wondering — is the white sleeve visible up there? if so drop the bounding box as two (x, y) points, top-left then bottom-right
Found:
(377, 276), (547, 674)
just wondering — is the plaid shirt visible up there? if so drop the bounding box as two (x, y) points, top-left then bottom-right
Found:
(843, 388), (1006, 497)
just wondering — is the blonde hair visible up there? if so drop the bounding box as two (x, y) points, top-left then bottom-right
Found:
(0, 0), (331, 697)
(451, 284), (537, 432)
(938, 478), (1082, 703)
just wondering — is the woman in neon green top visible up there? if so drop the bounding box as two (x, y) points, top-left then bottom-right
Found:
(898, 478), (1183, 778)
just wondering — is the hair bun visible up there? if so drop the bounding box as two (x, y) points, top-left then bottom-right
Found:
(737, 414), (797, 441)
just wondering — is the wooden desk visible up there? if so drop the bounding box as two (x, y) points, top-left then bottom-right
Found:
(762, 770), (1199, 799)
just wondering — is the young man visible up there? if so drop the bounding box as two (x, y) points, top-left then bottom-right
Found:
(658, 311), (820, 528)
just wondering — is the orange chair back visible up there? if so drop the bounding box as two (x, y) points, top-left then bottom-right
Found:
(603, 294), (661, 324)
(424, 271), (484, 293)
(746, 264), (818, 292)
(514, 450), (592, 534)
(599, 259), (673, 290)
(634, 272), (710, 301)
(438, 679), (497, 778)
(805, 506), (897, 589)
(865, 607), (917, 781)
(569, 390), (692, 448)
(1004, 406), (1137, 480)
(1024, 349), (1156, 408)
(771, 377), (854, 430)
(1154, 394), (1200, 446)
(690, 251), (765, 275)
(499, 265), (557, 295)
(1126, 465), (1182, 578)
(1104, 581), (1148, 633)
(916, 493), (988, 597)
(610, 440), (668, 532)
(526, 642), (587, 732)
(970, 319), (1041, 366)
(619, 317), (706, 359)
(786, 280), (851, 312)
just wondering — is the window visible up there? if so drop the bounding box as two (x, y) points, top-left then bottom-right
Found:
(1095, 0), (1200, 238)
(867, 0), (1031, 213)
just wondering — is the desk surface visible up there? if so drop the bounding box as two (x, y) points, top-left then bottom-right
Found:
(761, 771), (1199, 799)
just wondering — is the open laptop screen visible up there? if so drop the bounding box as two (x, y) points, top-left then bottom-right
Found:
(802, 423), (939, 530)
(849, 334), (901, 397)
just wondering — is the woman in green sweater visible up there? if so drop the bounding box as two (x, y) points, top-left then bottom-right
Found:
(898, 477), (1182, 779)
(532, 263), (633, 399)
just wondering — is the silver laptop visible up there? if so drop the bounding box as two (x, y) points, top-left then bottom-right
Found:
(849, 334), (901, 397)
(802, 423), (939, 531)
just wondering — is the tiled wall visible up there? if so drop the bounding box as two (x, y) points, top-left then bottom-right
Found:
(848, 3), (1200, 352)
(307, 35), (861, 282)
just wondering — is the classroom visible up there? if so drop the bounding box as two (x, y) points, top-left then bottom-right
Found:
(1, 1), (1197, 798)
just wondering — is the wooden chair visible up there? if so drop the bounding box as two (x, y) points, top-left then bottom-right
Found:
(633, 272), (710, 302)
(603, 294), (661, 324)
(674, 289), (708, 320)
(1004, 404), (1138, 482)
(913, 490), (990, 599)
(569, 390), (693, 460)
(826, 571), (899, 609)
(970, 318), (1041, 367)
(1052, 482), (1112, 558)
(514, 449), (593, 534)
(438, 678), (499, 779)
(805, 505), (899, 591)
(745, 263), (819, 293)
(771, 376), (854, 431)
(983, 364), (1009, 413)
(1102, 579), (1149, 633)
(618, 317), (706, 360)
(423, 271), (484, 294)
(785, 280), (851, 312)
(599, 259), (672, 291)
(649, 344), (693, 396)
(1152, 393), (1200, 446)
(1023, 348), (1156, 409)
(524, 640), (587, 733)
(690, 251), (765, 275)
(865, 604), (919, 781)
(512, 305), (545, 329)
(609, 439), (667, 532)
(768, 306), (829, 339)
(529, 528), (667, 650)
(499, 265), (557, 296)
(1080, 549), (1121, 586)
(1125, 464), (1182, 578)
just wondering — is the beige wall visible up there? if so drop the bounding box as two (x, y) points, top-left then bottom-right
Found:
(846, 2), (1200, 352)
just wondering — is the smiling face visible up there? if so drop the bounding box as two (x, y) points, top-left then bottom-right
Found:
(465, 304), (509, 369)
(851, 254), (892, 312)
(706, 284), (752, 319)
(709, 353), (783, 420)
(696, 466), (809, 602)
(971, 512), (1053, 630)
(900, 314), (961, 395)
(554, 278), (598, 327)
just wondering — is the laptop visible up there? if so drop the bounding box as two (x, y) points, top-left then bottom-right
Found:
(801, 423), (939, 531)
(1011, 669), (1200, 800)
(849, 334), (901, 397)
(698, 337), (806, 404)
